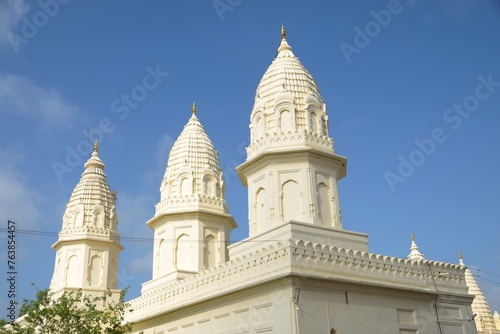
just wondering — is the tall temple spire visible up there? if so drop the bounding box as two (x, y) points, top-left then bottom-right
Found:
(236, 25), (347, 237)
(460, 252), (499, 332)
(143, 104), (236, 290)
(50, 143), (122, 299)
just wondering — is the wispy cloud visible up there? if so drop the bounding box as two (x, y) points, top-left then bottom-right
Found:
(0, 74), (80, 130)
(0, 147), (41, 229)
(127, 249), (153, 276)
(0, 0), (30, 48)
(116, 190), (155, 238)
(155, 134), (175, 167)
(141, 134), (175, 188)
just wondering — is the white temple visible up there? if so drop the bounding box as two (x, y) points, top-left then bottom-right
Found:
(48, 27), (499, 333)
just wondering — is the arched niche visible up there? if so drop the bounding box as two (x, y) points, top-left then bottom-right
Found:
(317, 182), (332, 225)
(281, 180), (301, 222)
(203, 234), (217, 269)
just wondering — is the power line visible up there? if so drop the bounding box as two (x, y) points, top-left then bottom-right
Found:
(469, 266), (500, 278)
(0, 228), (278, 244)
(476, 275), (500, 286)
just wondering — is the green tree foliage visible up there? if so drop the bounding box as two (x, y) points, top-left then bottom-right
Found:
(1, 287), (133, 334)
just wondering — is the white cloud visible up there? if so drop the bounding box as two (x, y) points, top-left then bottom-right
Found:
(115, 190), (155, 237)
(127, 249), (153, 276)
(155, 134), (175, 167)
(0, 0), (30, 48)
(0, 74), (79, 130)
(141, 134), (175, 188)
(0, 148), (41, 230)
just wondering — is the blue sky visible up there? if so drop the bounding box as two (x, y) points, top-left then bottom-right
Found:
(1, 0), (499, 316)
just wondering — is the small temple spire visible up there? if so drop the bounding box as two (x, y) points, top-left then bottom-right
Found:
(458, 250), (464, 265)
(192, 102), (197, 115)
(408, 232), (424, 261)
(93, 139), (99, 153)
(281, 25), (286, 39)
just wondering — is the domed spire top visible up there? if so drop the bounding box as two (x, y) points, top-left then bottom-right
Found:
(157, 104), (229, 215)
(246, 26), (333, 159)
(61, 143), (119, 237)
(408, 232), (424, 261)
(84, 140), (105, 174)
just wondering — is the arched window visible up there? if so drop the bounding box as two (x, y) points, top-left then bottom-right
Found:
(203, 235), (217, 269)
(282, 180), (301, 222)
(175, 234), (192, 271)
(74, 210), (83, 227)
(256, 116), (265, 138)
(255, 188), (267, 227)
(66, 255), (79, 287)
(93, 209), (104, 228)
(89, 255), (102, 286)
(155, 239), (165, 276)
(317, 182), (332, 225)
(204, 177), (215, 197)
(310, 112), (318, 133)
(280, 110), (293, 133)
(180, 177), (191, 196)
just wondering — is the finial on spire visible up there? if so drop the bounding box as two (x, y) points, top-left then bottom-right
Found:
(411, 232), (414, 241)
(192, 102), (196, 115)
(94, 139), (99, 153)
(281, 25), (286, 39)
(458, 250), (463, 260)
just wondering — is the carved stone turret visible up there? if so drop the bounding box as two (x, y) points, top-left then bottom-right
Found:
(50, 141), (122, 299)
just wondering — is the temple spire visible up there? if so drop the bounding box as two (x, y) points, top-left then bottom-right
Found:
(407, 232), (424, 261)
(94, 139), (99, 153)
(192, 102), (196, 115)
(461, 252), (499, 331)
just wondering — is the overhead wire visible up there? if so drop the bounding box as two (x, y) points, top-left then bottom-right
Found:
(0, 227), (278, 243)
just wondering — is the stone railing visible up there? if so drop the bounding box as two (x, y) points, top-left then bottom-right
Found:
(246, 130), (334, 159)
(59, 226), (121, 242)
(289, 239), (466, 294)
(155, 194), (228, 215)
(127, 238), (467, 322)
(128, 242), (289, 321)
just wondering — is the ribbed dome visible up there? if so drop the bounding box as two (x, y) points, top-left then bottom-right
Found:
(164, 114), (220, 187)
(157, 105), (228, 215)
(62, 142), (118, 236)
(246, 27), (333, 159)
(254, 37), (323, 111)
